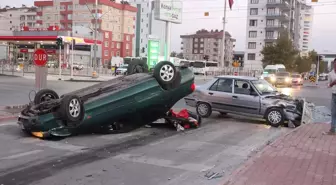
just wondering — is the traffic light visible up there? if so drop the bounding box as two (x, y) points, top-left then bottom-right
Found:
(56, 37), (63, 47)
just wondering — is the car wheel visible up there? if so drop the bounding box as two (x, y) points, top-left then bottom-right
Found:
(59, 95), (84, 123)
(196, 102), (212, 118)
(34, 89), (59, 104)
(265, 108), (284, 127)
(153, 61), (177, 86)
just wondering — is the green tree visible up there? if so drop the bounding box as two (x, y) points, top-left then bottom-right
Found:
(177, 52), (184, 59)
(261, 31), (299, 71)
(170, 51), (177, 57)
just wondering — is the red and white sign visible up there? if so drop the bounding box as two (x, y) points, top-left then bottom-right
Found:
(21, 26), (60, 32)
(33, 49), (48, 66)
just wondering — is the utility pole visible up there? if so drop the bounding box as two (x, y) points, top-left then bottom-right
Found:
(220, 0), (227, 69)
(92, 0), (98, 78)
(316, 55), (321, 86)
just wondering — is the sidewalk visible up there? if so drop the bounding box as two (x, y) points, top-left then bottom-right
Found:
(223, 123), (335, 185)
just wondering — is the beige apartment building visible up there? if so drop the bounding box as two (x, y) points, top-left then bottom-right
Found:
(34, 0), (137, 65)
(0, 5), (37, 32)
(180, 29), (236, 67)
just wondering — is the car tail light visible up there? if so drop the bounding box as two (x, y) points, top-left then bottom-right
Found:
(191, 83), (195, 91)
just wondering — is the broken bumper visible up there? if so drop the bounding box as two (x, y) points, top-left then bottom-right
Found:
(17, 114), (50, 138)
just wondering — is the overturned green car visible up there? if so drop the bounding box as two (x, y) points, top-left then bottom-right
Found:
(18, 61), (195, 138)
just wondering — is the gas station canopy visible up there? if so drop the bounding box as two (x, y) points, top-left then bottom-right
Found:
(0, 36), (102, 45)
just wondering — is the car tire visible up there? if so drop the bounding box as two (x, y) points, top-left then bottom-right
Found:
(59, 95), (84, 123)
(153, 61), (177, 86)
(34, 89), (59, 104)
(265, 108), (285, 127)
(196, 102), (212, 118)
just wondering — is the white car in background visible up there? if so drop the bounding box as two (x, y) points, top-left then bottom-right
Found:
(116, 64), (128, 75)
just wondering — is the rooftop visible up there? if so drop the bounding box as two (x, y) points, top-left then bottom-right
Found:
(180, 29), (235, 41)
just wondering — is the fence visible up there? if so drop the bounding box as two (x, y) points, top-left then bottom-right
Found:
(0, 61), (263, 78)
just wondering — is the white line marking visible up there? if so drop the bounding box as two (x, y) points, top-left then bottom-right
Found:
(0, 122), (16, 127)
(1, 150), (43, 160)
(114, 153), (212, 172)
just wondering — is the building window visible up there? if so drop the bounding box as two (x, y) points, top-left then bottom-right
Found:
(200, 38), (204, 42)
(200, 50), (204, 54)
(251, 0), (259, 4)
(266, 19), (274, 26)
(68, 5), (72, 10)
(194, 49), (198, 53)
(194, 38), (198, 42)
(111, 42), (115, 48)
(67, 14), (72, 20)
(117, 43), (120, 49)
(248, 31), (257, 38)
(126, 35), (130, 41)
(266, 31), (274, 38)
(265, 42), (273, 47)
(116, 51), (120, 56)
(104, 50), (108, 56)
(247, 53), (256, 60)
(250, 8), (258, 15)
(194, 44), (198, 48)
(249, 20), (257, 26)
(104, 41), (109, 47)
(105, 32), (109, 38)
(248, 42), (257, 49)
(267, 8), (276, 15)
(126, 43), (129, 49)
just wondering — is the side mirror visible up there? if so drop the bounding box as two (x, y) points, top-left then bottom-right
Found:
(250, 91), (259, 96)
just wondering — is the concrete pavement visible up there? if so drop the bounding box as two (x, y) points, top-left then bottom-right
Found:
(0, 113), (289, 185)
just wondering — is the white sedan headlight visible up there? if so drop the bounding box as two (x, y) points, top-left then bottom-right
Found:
(270, 76), (276, 81)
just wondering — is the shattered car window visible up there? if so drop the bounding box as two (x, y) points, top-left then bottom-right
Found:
(251, 79), (277, 94)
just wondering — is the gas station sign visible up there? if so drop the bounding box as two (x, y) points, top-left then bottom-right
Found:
(147, 39), (160, 70)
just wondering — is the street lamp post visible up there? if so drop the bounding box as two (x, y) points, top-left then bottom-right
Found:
(220, 0), (228, 69)
(92, 0), (98, 78)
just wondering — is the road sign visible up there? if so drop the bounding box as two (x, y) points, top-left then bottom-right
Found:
(33, 49), (48, 66)
(309, 75), (316, 82)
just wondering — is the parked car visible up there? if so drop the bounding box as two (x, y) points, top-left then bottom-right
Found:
(18, 61), (195, 138)
(184, 76), (305, 127)
(291, 73), (303, 86)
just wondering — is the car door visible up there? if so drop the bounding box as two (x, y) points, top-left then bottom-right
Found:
(206, 78), (234, 111)
(231, 79), (260, 115)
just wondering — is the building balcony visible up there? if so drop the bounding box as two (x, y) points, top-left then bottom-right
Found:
(266, 0), (290, 11)
(266, 13), (290, 22)
(264, 36), (278, 41)
(265, 24), (287, 31)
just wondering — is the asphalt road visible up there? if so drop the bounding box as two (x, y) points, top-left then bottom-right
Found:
(0, 75), (332, 185)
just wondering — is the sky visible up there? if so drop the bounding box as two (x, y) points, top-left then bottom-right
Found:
(2, 0), (336, 54)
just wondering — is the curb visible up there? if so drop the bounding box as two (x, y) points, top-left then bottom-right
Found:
(64, 79), (104, 83)
(220, 124), (309, 185)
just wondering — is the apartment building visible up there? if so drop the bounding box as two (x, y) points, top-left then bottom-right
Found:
(245, 0), (312, 70)
(34, 0), (137, 65)
(0, 5), (37, 32)
(298, 4), (313, 56)
(128, 0), (151, 57)
(180, 29), (236, 66)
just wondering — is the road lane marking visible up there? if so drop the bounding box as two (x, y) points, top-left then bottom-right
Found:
(0, 150), (43, 160)
(113, 153), (213, 172)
